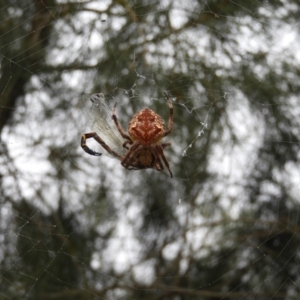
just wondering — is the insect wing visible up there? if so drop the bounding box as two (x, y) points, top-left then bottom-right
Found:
(81, 93), (126, 158)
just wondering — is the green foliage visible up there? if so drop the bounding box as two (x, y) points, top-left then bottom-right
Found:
(1, 1), (300, 299)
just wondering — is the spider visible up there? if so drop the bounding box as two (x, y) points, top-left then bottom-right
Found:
(81, 92), (174, 177)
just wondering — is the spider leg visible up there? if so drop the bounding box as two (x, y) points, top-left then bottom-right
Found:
(123, 140), (132, 149)
(156, 144), (173, 178)
(121, 142), (141, 169)
(112, 103), (132, 141)
(163, 92), (174, 137)
(81, 133), (102, 156)
(81, 132), (122, 158)
(161, 142), (171, 149)
(148, 146), (164, 172)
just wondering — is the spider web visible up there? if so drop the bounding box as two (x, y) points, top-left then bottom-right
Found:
(1, 1), (300, 299)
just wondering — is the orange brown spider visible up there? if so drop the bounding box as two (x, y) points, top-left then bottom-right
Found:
(81, 92), (174, 177)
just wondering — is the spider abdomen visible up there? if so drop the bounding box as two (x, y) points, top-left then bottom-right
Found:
(128, 108), (165, 145)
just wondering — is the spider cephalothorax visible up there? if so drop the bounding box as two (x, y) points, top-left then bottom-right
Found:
(81, 92), (174, 177)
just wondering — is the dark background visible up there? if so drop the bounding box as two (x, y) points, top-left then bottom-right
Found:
(1, 0), (300, 299)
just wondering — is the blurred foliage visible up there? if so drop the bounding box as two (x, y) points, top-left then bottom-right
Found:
(1, 0), (300, 299)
